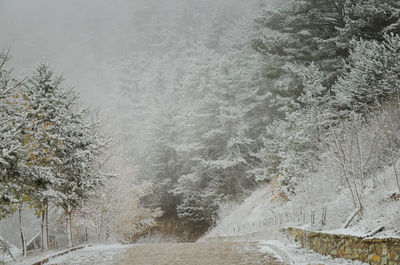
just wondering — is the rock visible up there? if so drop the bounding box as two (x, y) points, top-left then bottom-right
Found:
(372, 253), (381, 263)
(382, 245), (388, 256)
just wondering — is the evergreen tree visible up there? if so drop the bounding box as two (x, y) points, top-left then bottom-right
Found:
(335, 33), (400, 115)
(253, 0), (348, 90)
(0, 51), (27, 219)
(338, 0), (400, 46)
(0, 53), (30, 256)
(26, 64), (111, 248)
(253, 0), (400, 115)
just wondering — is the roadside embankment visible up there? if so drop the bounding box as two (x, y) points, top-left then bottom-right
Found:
(285, 227), (400, 265)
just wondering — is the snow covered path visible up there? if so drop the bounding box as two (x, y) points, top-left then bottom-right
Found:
(44, 242), (282, 265)
(46, 244), (131, 265)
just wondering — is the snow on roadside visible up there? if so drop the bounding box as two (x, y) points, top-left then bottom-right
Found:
(44, 244), (131, 265)
(258, 244), (283, 262)
(11, 250), (61, 265)
(258, 240), (368, 265)
(204, 185), (283, 238)
(0, 236), (21, 263)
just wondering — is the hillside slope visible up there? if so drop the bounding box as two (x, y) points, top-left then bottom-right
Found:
(205, 162), (400, 240)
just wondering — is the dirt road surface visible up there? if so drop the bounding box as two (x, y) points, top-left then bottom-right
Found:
(47, 242), (283, 265)
(120, 242), (283, 265)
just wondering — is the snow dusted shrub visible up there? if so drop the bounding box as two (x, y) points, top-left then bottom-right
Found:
(297, 104), (400, 231)
(112, 184), (163, 244)
(258, 103), (400, 233)
(176, 192), (219, 228)
(372, 102), (400, 193)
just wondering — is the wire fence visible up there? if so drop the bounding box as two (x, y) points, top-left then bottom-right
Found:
(228, 205), (329, 236)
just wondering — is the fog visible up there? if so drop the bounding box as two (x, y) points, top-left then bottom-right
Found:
(0, 0), (154, 106)
(0, 0), (256, 107)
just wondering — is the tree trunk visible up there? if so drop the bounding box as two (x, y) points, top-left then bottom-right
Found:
(41, 210), (45, 251)
(68, 209), (72, 248)
(41, 203), (49, 251)
(45, 204), (49, 249)
(65, 206), (73, 248)
(19, 206), (27, 257)
(85, 226), (88, 242)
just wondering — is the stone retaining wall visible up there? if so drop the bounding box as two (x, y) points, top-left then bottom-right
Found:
(285, 227), (400, 265)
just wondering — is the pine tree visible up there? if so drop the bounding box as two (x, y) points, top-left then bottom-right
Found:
(253, 0), (400, 116)
(0, 51), (24, 219)
(334, 34), (400, 115)
(338, 0), (400, 46)
(253, 0), (348, 89)
(0, 52), (35, 256)
(26, 64), (111, 248)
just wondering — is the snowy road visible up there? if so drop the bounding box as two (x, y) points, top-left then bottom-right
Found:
(46, 245), (131, 265)
(45, 242), (282, 265)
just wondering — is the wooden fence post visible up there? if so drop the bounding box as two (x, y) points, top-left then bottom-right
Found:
(321, 206), (327, 226)
(311, 209), (315, 225)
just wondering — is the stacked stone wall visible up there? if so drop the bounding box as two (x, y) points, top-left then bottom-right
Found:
(285, 227), (400, 265)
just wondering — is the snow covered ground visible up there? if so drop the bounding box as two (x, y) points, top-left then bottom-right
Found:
(6, 244), (131, 265)
(45, 244), (131, 265)
(0, 236), (21, 264)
